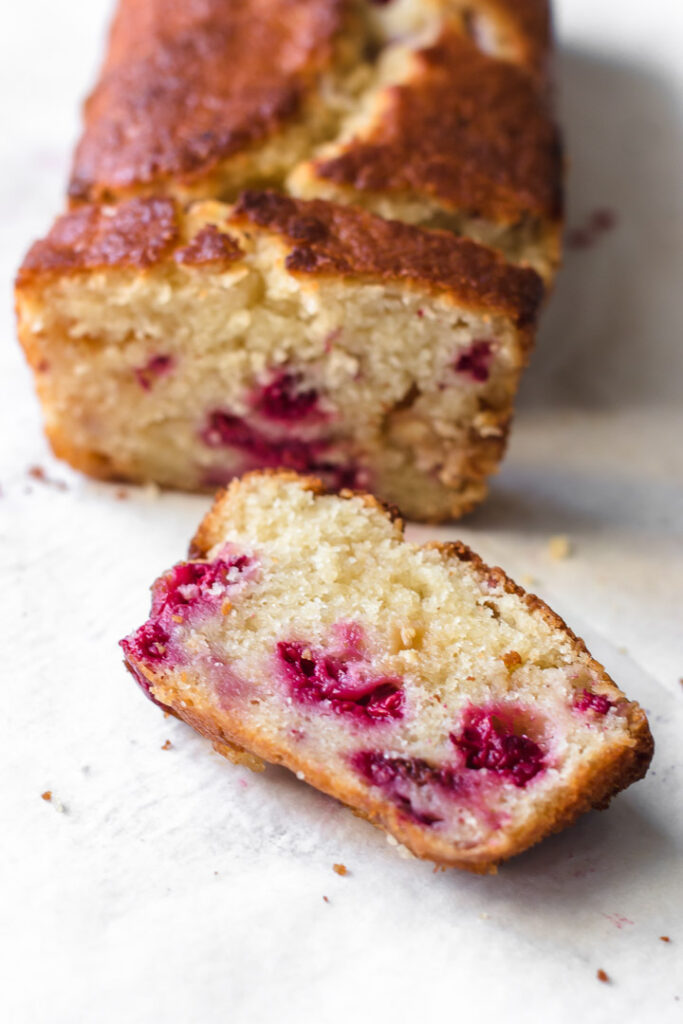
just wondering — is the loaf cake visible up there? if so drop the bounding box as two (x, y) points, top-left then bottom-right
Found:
(16, 0), (562, 519)
(16, 191), (543, 521)
(120, 472), (653, 872)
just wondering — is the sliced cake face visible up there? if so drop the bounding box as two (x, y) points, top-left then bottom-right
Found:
(120, 473), (653, 871)
(16, 193), (542, 521)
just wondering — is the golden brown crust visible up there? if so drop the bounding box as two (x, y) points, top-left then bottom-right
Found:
(17, 192), (544, 329)
(148, 472), (654, 871)
(232, 190), (544, 326)
(174, 224), (243, 265)
(313, 29), (562, 228)
(17, 198), (178, 282)
(68, 0), (347, 203)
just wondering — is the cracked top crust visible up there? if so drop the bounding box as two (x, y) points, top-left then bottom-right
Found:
(68, 0), (347, 202)
(231, 190), (544, 325)
(311, 29), (562, 226)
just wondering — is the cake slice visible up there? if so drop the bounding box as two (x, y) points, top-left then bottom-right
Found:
(120, 472), (653, 872)
(15, 190), (543, 522)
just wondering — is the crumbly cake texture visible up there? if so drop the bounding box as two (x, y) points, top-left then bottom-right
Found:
(16, 193), (543, 521)
(66, 0), (561, 276)
(120, 472), (653, 873)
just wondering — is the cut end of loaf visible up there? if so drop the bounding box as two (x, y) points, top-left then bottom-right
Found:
(120, 471), (653, 871)
(16, 195), (542, 522)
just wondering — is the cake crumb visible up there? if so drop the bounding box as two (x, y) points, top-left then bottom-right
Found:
(41, 790), (52, 802)
(596, 969), (610, 984)
(142, 481), (161, 500)
(27, 464), (68, 491)
(333, 863), (348, 876)
(323, 895), (330, 904)
(161, 739), (173, 750)
(114, 487), (129, 500)
(660, 936), (671, 943)
(548, 535), (571, 560)
(502, 650), (523, 672)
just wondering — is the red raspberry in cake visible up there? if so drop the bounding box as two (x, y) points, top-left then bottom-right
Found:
(277, 638), (404, 722)
(574, 690), (614, 715)
(119, 472), (653, 872)
(200, 411), (363, 491)
(133, 354), (174, 391)
(454, 340), (494, 383)
(450, 706), (546, 787)
(255, 371), (321, 422)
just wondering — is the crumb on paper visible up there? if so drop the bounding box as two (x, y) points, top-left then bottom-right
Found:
(27, 464), (68, 491)
(142, 481), (161, 501)
(596, 969), (610, 984)
(660, 936), (672, 943)
(161, 739), (173, 750)
(41, 790), (52, 802)
(323, 895), (330, 904)
(333, 863), (348, 876)
(548, 534), (571, 560)
(114, 487), (129, 500)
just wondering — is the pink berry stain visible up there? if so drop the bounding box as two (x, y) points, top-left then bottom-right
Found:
(454, 340), (493, 383)
(201, 410), (364, 491)
(277, 632), (404, 723)
(352, 750), (465, 825)
(574, 690), (613, 715)
(254, 371), (321, 422)
(120, 551), (255, 705)
(450, 706), (546, 787)
(134, 354), (174, 391)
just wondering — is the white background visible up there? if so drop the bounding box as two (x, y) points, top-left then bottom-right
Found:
(1, 2), (682, 1021)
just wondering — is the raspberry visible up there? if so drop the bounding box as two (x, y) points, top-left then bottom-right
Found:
(201, 410), (364, 491)
(256, 371), (319, 421)
(278, 640), (404, 722)
(454, 340), (493, 383)
(450, 708), (545, 787)
(574, 690), (613, 715)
